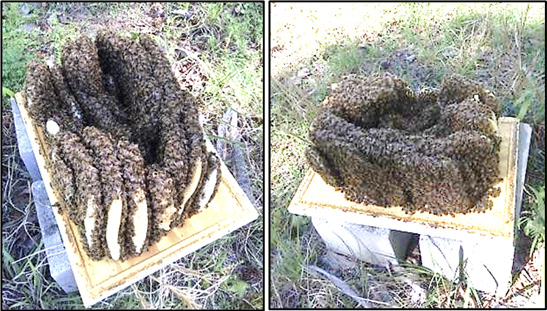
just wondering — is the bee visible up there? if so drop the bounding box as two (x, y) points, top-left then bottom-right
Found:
(53, 131), (107, 259)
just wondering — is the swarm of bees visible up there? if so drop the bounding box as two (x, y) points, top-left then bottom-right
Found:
(24, 30), (221, 261)
(307, 73), (502, 215)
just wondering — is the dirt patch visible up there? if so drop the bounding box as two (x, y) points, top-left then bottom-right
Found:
(377, 49), (438, 89)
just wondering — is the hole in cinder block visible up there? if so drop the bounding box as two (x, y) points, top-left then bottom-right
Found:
(511, 228), (534, 281)
(389, 230), (420, 262)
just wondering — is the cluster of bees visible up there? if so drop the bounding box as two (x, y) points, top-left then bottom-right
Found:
(307, 73), (502, 215)
(24, 30), (221, 261)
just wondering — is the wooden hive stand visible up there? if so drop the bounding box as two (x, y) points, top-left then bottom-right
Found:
(288, 117), (532, 296)
(15, 93), (260, 307)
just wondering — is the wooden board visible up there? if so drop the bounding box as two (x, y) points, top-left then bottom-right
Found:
(15, 93), (260, 307)
(289, 117), (519, 240)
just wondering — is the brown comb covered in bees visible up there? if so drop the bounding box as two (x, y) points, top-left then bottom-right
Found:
(23, 30), (221, 261)
(306, 73), (502, 215)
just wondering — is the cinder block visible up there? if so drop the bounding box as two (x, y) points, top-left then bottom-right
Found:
(13, 97), (76, 292)
(32, 181), (78, 293)
(11, 99), (42, 181)
(420, 234), (514, 295)
(312, 217), (414, 267)
(515, 123), (533, 218)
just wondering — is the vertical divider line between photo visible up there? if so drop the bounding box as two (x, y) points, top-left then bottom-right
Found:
(262, 1), (269, 310)
(264, 1), (271, 310)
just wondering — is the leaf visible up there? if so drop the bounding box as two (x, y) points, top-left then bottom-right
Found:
(516, 89), (534, 120)
(227, 279), (249, 297)
(2, 86), (15, 98)
(130, 31), (140, 40)
(2, 242), (20, 277)
(290, 215), (308, 228)
(521, 185), (545, 255)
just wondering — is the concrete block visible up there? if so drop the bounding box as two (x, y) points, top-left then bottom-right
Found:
(312, 217), (414, 267)
(515, 123), (532, 218)
(32, 181), (78, 293)
(11, 98), (42, 182)
(420, 234), (514, 295)
(12, 97), (77, 292)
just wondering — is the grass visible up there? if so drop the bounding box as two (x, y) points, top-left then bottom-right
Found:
(271, 2), (545, 308)
(520, 184), (545, 256)
(2, 3), (40, 93)
(2, 2), (263, 309)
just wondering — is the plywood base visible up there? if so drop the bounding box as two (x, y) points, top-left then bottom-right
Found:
(289, 117), (519, 241)
(16, 93), (260, 307)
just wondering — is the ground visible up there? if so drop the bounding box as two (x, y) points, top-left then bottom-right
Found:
(270, 3), (544, 308)
(2, 2), (263, 309)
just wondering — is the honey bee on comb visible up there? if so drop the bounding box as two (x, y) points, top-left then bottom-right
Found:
(55, 132), (107, 260)
(185, 144), (221, 217)
(62, 36), (130, 139)
(138, 32), (210, 223)
(80, 127), (126, 261)
(146, 164), (176, 243)
(307, 73), (502, 215)
(23, 29), (222, 261)
(116, 140), (149, 259)
(95, 30), (161, 162)
(23, 62), (77, 130)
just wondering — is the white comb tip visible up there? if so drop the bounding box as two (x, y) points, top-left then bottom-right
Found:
(46, 58), (55, 69)
(46, 119), (60, 135)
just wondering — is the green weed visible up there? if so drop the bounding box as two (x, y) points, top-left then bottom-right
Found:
(1, 3), (40, 93)
(520, 185), (546, 255)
